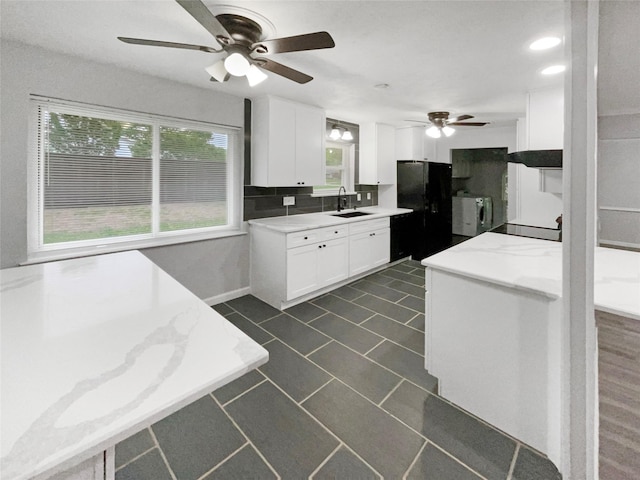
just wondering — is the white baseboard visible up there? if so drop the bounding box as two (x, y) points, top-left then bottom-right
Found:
(599, 239), (640, 251)
(203, 286), (251, 307)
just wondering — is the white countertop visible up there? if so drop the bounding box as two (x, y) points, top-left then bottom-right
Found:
(0, 251), (268, 480)
(422, 232), (640, 320)
(248, 206), (412, 233)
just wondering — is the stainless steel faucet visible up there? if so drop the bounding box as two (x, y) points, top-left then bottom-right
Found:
(337, 186), (347, 212)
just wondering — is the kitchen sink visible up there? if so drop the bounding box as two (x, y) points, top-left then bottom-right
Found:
(330, 211), (373, 218)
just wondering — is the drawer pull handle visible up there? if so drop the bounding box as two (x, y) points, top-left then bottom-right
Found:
(304, 236), (308, 240)
(334, 231), (338, 234)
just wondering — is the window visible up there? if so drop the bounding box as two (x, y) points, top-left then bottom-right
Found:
(28, 99), (240, 260)
(314, 141), (354, 194)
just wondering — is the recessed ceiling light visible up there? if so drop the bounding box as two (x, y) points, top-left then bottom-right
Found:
(541, 65), (566, 75)
(530, 37), (561, 50)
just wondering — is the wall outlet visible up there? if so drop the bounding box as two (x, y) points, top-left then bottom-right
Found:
(356, 193), (362, 201)
(283, 196), (295, 206)
(367, 192), (371, 200)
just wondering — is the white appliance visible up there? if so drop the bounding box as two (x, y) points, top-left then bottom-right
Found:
(452, 195), (493, 236)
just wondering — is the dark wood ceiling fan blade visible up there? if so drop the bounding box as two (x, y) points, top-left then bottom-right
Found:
(175, 0), (233, 45)
(447, 114), (474, 123)
(255, 58), (313, 84)
(254, 32), (335, 54)
(117, 37), (220, 53)
(449, 122), (488, 126)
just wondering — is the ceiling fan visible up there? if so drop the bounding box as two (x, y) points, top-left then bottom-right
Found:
(408, 112), (489, 138)
(118, 0), (335, 86)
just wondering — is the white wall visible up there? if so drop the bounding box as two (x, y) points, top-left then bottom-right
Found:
(597, 113), (640, 248)
(427, 125), (517, 165)
(0, 40), (250, 302)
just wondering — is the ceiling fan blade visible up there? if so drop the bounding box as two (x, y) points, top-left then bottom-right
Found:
(117, 37), (220, 53)
(253, 31), (335, 54)
(447, 114), (474, 123)
(175, 0), (233, 45)
(449, 122), (488, 126)
(255, 58), (313, 84)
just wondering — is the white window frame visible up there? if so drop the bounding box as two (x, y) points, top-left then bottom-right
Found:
(27, 97), (243, 263)
(313, 141), (355, 196)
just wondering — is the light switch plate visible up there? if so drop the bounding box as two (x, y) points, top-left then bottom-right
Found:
(283, 196), (295, 206)
(356, 193), (362, 201)
(367, 192), (371, 200)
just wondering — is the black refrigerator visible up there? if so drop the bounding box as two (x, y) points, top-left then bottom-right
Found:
(396, 161), (452, 260)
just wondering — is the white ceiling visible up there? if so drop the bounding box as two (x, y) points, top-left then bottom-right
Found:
(4, 0), (627, 128)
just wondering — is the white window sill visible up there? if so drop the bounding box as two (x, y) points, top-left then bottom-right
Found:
(23, 228), (247, 265)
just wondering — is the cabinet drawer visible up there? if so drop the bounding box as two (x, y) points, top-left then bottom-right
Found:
(287, 230), (320, 248)
(318, 225), (348, 241)
(348, 217), (390, 235)
(286, 225), (348, 248)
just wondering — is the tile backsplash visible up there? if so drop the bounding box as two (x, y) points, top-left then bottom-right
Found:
(244, 185), (378, 221)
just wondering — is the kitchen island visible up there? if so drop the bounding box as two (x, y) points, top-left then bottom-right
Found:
(0, 251), (268, 480)
(421, 232), (640, 472)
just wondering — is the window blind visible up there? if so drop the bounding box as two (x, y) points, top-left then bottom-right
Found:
(30, 98), (239, 255)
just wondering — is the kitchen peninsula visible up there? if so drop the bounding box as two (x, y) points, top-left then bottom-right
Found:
(421, 232), (640, 472)
(0, 251), (268, 480)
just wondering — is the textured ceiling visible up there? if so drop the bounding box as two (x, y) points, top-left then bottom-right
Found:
(1, 1), (630, 126)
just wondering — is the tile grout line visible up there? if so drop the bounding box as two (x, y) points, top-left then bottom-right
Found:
(402, 439), (428, 480)
(264, 375), (384, 479)
(274, 322), (416, 390)
(506, 442), (520, 480)
(219, 378), (269, 408)
(427, 440), (490, 480)
(113, 445), (156, 473)
(303, 296), (425, 355)
(194, 441), (249, 480)
(307, 443), (343, 479)
(147, 425), (178, 480)
(266, 311), (435, 399)
(210, 392), (282, 480)
(363, 337), (387, 356)
(299, 376), (336, 405)
(377, 377), (405, 407)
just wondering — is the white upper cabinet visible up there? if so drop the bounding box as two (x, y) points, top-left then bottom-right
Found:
(252, 96), (325, 187)
(396, 126), (426, 160)
(527, 88), (564, 150)
(360, 123), (395, 185)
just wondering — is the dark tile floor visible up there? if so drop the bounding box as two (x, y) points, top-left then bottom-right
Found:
(115, 259), (561, 479)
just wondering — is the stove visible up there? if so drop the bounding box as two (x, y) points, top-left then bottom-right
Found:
(491, 223), (561, 242)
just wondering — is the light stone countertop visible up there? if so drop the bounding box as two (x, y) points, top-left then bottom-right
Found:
(0, 251), (268, 480)
(421, 232), (640, 320)
(247, 206), (413, 233)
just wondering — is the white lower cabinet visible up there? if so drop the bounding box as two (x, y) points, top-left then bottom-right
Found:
(250, 217), (391, 309)
(348, 218), (391, 276)
(287, 236), (348, 299)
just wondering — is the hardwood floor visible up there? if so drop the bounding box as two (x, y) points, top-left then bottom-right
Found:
(597, 310), (640, 478)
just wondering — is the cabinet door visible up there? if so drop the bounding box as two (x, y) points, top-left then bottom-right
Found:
(359, 123), (395, 185)
(287, 243), (319, 299)
(268, 99), (297, 185)
(349, 231), (374, 276)
(318, 237), (349, 286)
(369, 228), (391, 268)
(295, 105), (325, 186)
(376, 124), (396, 184)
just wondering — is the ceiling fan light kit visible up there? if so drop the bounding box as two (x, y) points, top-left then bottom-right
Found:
(412, 111), (489, 139)
(118, 0), (335, 87)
